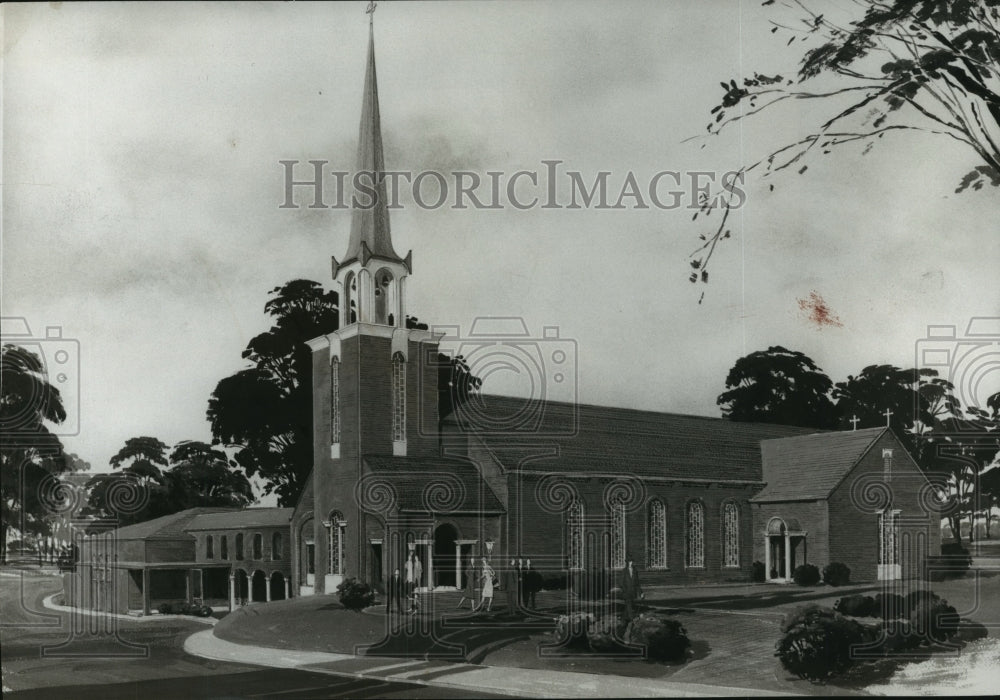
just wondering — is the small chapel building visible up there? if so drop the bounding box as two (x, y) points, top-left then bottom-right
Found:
(286, 20), (941, 598)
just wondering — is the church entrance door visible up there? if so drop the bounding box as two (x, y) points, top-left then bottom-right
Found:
(433, 524), (458, 589)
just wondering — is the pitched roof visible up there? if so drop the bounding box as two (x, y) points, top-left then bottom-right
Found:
(186, 508), (294, 531)
(363, 456), (505, 514)
(751, 427), (886, 502)
(445, 395), (817, 482)
(109, 507), (238, 540)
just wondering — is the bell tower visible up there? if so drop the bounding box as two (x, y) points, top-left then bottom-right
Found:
(330, 18), (412, 329)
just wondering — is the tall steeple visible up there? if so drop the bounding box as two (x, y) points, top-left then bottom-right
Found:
(332, 9), (411, 328)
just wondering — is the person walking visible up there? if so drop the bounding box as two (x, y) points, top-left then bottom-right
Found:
(456, 555), (478, 609)
(405, 551), (422, 614)
(477, 558), (494, 612)
(620, 555), (643, 620)
(503, 559), (519, 615)
(523, 559), (541, 609)
(386, 568), (404, 615)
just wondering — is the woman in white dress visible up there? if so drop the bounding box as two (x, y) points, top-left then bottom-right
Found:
(476, 557), (494, 612)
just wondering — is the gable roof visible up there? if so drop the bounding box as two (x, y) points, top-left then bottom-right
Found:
(186, 508), (294, 531)
(751, 427), (887, 503)
(363, 456), (505, 514)
(109, 507), (238, 540)
(445, 395), (817, 482)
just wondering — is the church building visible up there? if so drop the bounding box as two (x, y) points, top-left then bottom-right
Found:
(287, 20), (941, 597)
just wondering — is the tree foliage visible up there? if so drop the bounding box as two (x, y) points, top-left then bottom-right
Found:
(692, 0), (1000, 289)
(0, 344), (71, 561)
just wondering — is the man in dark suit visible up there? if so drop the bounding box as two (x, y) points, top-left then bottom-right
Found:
(620, 555), (643, 620)
(386, 568), (404, 615)
(503, 559), (519, 615)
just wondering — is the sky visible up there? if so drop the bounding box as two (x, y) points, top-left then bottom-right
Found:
(3, 1), (998, 491)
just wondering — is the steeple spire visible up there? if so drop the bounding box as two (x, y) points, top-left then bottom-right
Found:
(340, 13), (406, 269)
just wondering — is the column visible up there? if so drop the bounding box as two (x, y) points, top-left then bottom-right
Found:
(455, 546), (462, 589)
(185, 570), (191, 603)
(784, 533), (791, 582)
(764, 536), (771, 581)
(265, 575), (271, 602)
(425, 544), (433, 591)
(228, 573), (236, 612)
(285, 578), (290, 600)
(142, 568), (150, 616)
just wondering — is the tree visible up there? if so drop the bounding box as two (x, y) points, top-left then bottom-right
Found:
(718, 346), (838, 428)
(208, 280), (339, 506)
(691, 0), (1000, 290)
(0, 344), (70, 562)
(166, 441), (253, 510)
(406, 315), (483, 424)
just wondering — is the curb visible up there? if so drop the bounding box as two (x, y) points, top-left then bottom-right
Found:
(42, 593), (217, 626)
(183, 628), (792, 698)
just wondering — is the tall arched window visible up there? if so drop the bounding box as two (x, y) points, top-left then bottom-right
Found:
(327, 511), (345, 575)
(648, 499), (667, 569)
(220, 535), (229, 560)
(566, 500), (584, 569)
(392, 353), (406, 442)
(723, 502), (739, 568)
(206, 535), (215, 560)
(610, 500), (626, 569)
(330, 357), (341, 444)
(374, 268), (393, 325)
(253, 533), (263, 560)
(344, 273), (358, 324)
(686, 502), (704, 568)
(272, 532), (282, 560)
(235, 533), (245, 561)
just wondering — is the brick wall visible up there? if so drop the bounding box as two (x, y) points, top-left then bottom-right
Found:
(750, 500), (829, 575)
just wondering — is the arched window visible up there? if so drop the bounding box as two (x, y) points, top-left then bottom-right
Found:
(253, 533), (263, 560)
(392, 353), (406, 442)
(610, 499), (626, 569)
(330, 357), (341, 444)
(374, 268), (393, 325)
(272, 532), (282, 560)
(206, 535), (215, 560)
(686, 502), (704, 568)
(235, 533), (245, 560)
(648, 499), (667, 569)
(723, 503), (739, 568)
(566, 500), (584, 569)
(344, 273), (358, 325)
(327, 511), (345, 575)
(220, 535), (229, 560)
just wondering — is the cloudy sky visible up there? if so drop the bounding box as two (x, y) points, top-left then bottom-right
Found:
(3, 1), (996, 486)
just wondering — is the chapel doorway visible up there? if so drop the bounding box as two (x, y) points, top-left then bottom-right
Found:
(433, 524), (458, 589)
(765, 517), (807, 582)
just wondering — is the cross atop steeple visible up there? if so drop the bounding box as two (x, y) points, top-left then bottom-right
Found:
(849, 415), (860, 431)
(883, 408), (893, 427)
(366, 1), (377, 23)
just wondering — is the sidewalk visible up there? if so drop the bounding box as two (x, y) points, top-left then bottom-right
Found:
(183, 628), (790, 698)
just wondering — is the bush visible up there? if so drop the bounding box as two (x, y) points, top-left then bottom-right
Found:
(157, 602), (174, 615)
(156, 601), (212, 617)
(822, 562), (851, 587)
(873, 592), (907, 619)
(555, 612), (593, 649)
(833, 594), (874, 618)
(909, 598), (959, 644)
(792, 563), (821, 586)
(626, 612), (691, 661)
(336, 577), (375, 611)
(905, 589), (940, 612)
(925, 544), (972, 581)
(775, 604), (868, 681)
(587, 614), (627, 653)
(751, 561), (766, 583)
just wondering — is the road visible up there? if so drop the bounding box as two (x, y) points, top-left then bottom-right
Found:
(0, 566), (507, 699)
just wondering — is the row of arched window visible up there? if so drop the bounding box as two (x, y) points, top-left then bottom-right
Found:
(564, 499), (741, 570)
(341, 268), (397, 327)
(329, 353), (406, 445)
(205, 532), (283, 561)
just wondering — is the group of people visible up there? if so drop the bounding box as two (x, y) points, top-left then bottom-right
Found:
(384, 551), (426, 615)
(456, 556), (543, 614)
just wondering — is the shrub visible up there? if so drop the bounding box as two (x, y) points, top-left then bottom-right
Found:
(626, 612), (691, 661)
(873, 592), (907, 619)
(751, 561), (766, 583)
(909, 598), (959, 644)
(905, 589), (940, 612)
(925, 545), (972, 581)
(157, 602), (174, 615)
(792, 563), (821, 586)
(336, 577), (375, 611)
(156, 601), (212, 617)
(822, 562), (851, 587)
(833, 594), (874, 618)
(587, 614), (627, 653)
(776, 604), (868, 681)
(555, 612), (593, 649)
